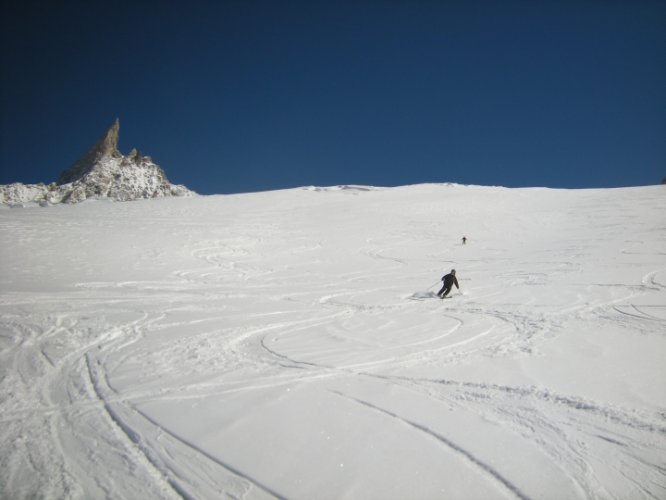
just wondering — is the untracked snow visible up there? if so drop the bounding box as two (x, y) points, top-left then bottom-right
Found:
(1, 183), (664, 499)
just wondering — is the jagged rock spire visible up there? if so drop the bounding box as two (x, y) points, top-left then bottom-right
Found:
(0, 118), (195, 204)
(57, 118), (121, 185)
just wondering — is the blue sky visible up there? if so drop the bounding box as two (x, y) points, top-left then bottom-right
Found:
(1, 1), (664, 194)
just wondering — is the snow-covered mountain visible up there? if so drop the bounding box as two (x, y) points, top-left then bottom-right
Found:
(1, 183), (664, 499)
(0, 119), (194, 205)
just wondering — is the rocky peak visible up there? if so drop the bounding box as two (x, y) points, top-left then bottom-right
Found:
(57, 118), (121, 184)
(1, 119), (195, 205)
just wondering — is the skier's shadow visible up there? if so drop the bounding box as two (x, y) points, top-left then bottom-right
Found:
(408, 291), (438, 301)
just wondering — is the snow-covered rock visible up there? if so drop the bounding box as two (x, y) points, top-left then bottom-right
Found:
(0, 119), (195, 205)
(0, 183), (54, 206)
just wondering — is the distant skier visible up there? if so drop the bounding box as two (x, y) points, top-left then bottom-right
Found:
(462, 236), (467, 245)
(437, 269), (460, 298)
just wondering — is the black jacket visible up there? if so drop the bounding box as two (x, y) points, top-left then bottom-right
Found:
(442, 273), (459, 289)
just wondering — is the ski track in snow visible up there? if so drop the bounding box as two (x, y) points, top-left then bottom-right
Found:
(1, 185), (665, 499)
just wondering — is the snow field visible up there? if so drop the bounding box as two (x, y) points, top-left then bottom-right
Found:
(1, 184), (665, 499)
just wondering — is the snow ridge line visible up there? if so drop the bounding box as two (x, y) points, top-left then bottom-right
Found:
(332, 390), (531, 500)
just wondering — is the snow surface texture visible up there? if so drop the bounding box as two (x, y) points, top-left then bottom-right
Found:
(1, 184), (664, 499)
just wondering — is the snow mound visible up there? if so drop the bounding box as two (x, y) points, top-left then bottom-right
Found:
(304, 185), (385, 193)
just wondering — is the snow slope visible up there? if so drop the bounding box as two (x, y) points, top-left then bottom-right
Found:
(1, 184), (664, 499)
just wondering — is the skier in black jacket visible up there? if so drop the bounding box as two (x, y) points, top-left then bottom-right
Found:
(437, 269), (459, 298)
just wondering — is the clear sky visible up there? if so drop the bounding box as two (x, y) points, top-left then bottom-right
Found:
(1, 0), (664, 194)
